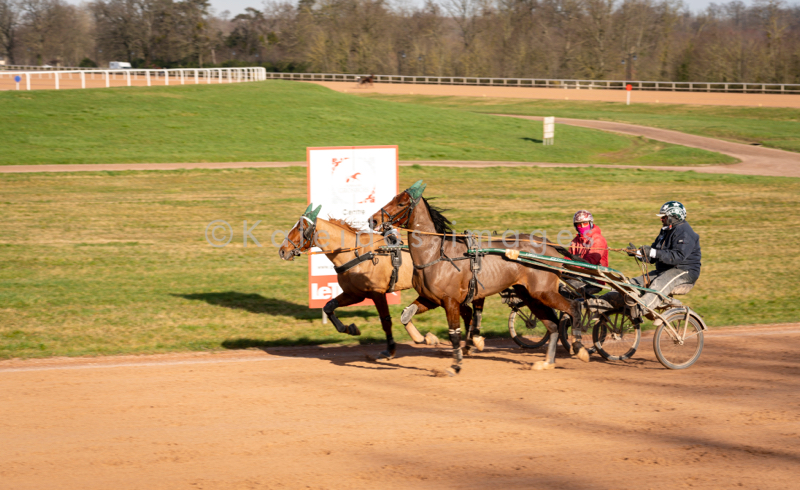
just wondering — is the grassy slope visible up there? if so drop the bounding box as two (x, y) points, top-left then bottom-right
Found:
(1, 167), (798, 359)
(361, 94), (800, 152)
(0, 81), (734, 166)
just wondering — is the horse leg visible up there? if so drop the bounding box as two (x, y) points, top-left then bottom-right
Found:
(515, 287), (560, 370)
(536, 290), (590, 363)
(442, 296), (464, 376)
(468, 298), (486, 351)
(371, 294), (396, 360)
(401, 296), (440, 345)
(459, 303), (474, 354)
(323, 292), (363, 336)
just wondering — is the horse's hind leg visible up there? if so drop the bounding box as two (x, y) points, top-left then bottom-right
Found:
(442, 296), (464, 376)
(468, 299), (486, 351)
(514, 286), (560, 370)
(535, 290), (590, 363)
(459, 303), (474, 354)
(401, 296), (440, 345)
(323, 292), (363, 336)
(371, 294), (396, 360)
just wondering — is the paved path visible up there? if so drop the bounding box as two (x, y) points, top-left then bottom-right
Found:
(2, 117), (797, 177)
(495, 115), (800, 178)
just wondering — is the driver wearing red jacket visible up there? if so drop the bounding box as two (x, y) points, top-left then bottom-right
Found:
(569, 210), (608, 267)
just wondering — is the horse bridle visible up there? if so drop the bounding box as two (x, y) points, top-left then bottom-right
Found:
(285, 216), (317, 256)
(376, 192), (421, 231)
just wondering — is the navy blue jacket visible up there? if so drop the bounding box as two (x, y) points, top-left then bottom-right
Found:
(651, 221), (702, 282)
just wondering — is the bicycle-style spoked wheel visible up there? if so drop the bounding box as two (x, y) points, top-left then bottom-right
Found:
(508, 305), (550, 349)
(593, 309), (641, 361)
(653, 310), (704, 369)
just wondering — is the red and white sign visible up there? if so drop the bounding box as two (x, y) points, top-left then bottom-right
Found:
(307, 146), (399, 308)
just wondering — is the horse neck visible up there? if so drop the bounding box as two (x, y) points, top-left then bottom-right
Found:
(407, 199), (444, 265)
(315, 219), (368, 266)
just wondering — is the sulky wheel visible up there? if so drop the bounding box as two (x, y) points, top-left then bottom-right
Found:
(508, 304), (550, 349)
(593, 308), (641, 361)
(653, 309), (704, 370)
(559, 311), (598, 355)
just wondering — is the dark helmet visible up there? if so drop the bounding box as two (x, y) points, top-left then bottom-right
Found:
(657, 201), (686, 221)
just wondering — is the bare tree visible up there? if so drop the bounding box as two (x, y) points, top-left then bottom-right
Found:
(0, 0), (20, 64)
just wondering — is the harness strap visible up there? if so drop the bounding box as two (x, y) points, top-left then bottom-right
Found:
(334, 252), (375, 274)
(386, 248), (402, 294)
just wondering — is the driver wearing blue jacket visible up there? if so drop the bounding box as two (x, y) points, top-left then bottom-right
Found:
(594, 201), (701, 323)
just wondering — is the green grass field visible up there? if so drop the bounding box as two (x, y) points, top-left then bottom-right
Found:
(0, 81), (734, 166)
(362, 94), (800, 153)
(2, 167), (798, 360)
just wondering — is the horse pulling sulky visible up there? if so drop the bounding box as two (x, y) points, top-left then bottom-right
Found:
(281, 182), (707, 374)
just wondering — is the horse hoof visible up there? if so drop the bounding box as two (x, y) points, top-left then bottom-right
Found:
(378, 350), (394, 360)
(446, 365), (461, 377)
(424, 332), (440, 345)
(532, 361), (555, 371)
(347, 324), (361, 336)
(577, 347), (590, 363)
(472, 336), (485, 351)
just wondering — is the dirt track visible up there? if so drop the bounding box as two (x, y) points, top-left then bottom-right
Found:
(311, 80), (800, 108)
(2, 323), (799, 489)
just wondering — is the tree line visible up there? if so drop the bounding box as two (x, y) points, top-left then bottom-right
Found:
(1, 0), (799, 83)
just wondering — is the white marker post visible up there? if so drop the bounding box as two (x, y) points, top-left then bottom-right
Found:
(14, 75), (20, 90)
(626, 83), (632, 105)
(543, 117), (555, 146)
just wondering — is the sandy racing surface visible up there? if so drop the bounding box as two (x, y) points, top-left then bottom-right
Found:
(312, 81), (800, 108)
(2, 323), (799, 489)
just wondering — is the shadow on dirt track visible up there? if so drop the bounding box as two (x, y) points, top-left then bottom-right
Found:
(173, 291), (377, 320)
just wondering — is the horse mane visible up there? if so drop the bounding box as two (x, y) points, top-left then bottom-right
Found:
(422, 197), (454, 235)
(326, 217), (361, 234)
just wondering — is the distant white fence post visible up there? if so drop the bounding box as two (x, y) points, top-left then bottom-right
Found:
(165, 69), (169, 86)
(194, 69), (198, 84)
(146, 70), (151, 86)
(105, 71), (109, 88)
(26, 72), (30, 90)
(55, 72), (59, 90)
(127, 71), (131, 87)
(81, 71), (85, 89)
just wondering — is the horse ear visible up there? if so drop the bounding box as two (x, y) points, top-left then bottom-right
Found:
(310, 205), (322, 221)
(407, 179), (423, 194)
(303, 203), (314, 216)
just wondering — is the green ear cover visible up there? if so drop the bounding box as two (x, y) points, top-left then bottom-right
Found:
(310, 205), (322, 221)
(408, 180), (425, 199)
(303, 203), (314, 216)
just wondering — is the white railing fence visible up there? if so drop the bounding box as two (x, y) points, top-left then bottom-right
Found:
(265, 72), (800, 95)
(1, 67), (267, 90)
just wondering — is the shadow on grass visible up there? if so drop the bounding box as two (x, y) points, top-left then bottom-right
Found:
(173, 291), (377, 320)
(521, 137), (543, 143)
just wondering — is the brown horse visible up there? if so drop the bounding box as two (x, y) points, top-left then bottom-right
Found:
(368, 181), (585, 374)
(278, 204), (485, 358)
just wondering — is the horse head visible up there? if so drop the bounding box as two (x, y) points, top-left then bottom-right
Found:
(279, 203), (322, 261)
(368, 180), (426, 231)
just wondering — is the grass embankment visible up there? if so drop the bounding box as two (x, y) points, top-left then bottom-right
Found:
(1, 167), (799, 359)
(362, 94), (800, 153)
(0, 81), (733, 166)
